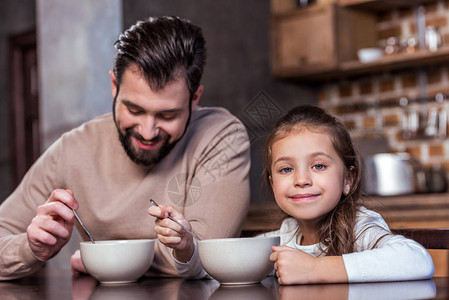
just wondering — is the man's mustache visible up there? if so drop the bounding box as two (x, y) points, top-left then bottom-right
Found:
(127, 128), (167, 143)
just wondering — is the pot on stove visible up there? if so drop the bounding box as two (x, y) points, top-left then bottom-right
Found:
(363, 153), (427, 196)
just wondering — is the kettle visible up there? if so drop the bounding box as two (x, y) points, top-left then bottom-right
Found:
(363, 153), (427, 196)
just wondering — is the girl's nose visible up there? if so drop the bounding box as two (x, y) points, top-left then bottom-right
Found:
(294, 170), (312, 187)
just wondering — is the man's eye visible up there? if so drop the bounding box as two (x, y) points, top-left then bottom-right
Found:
(313, 164), (326, 171)
(127, 107), (143, 115)
(159, 114), (176, 120)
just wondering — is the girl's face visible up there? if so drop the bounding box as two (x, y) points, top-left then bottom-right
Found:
(270, 128), (352, 227)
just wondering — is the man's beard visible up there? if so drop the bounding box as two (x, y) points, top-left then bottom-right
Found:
(117, 128), (177, 166)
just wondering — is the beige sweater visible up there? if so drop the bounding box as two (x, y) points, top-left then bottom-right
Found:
(0, 106), (251, 280)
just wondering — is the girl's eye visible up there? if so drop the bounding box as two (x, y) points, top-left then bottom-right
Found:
(312, 164), (326, 171)
(280, 167), (293, 174)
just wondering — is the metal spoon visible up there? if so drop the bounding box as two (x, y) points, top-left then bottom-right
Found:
(72, 209), (95, 243)
(149, 199), (201, 241)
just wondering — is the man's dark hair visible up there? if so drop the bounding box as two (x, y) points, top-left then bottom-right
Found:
(113, 16), (207, 99)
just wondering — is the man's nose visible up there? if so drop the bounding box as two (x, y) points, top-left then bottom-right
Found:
(140, 117), (160, 140)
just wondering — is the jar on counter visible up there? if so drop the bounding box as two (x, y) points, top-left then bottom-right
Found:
(384, 36), (400, 55)
(426, 165), (448, 193)
(425, 26), (442, 52)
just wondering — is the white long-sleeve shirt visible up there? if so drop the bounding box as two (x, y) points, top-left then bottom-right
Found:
(174, 206), (435, 282)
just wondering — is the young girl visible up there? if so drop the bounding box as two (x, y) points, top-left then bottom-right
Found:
(261, 104), (434, 285)
(149, 104), (434, 284)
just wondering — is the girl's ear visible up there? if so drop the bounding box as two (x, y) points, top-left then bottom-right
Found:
(343, 183), (351, 196)
(343, 166), (355, 196)
(269, 175), (273, 185)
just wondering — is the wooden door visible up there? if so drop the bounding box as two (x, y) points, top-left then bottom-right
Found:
(8, 30), (40, 189)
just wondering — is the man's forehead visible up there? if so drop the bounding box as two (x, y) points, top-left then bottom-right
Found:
(126, 64), (187, 92)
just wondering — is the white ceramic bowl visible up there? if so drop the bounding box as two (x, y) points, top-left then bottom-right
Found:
(80, 239), (155, 285)
(197, 236), (280, 285)
(357, 47), (384, 63)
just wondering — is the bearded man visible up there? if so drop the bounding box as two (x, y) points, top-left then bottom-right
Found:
(0, 16), (250, 280)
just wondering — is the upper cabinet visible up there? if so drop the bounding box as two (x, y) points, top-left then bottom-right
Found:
(270, 0), (447, 81)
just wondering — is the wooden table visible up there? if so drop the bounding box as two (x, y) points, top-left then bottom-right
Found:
(1, 266), (447, 299)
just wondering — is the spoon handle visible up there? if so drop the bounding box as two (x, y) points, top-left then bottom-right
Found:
(149, 199), (201, 241)
(73, 209), (95, 243)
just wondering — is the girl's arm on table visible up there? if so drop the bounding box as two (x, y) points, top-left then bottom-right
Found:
(270, 245), (348, 285)
(342, 234), (434, 282)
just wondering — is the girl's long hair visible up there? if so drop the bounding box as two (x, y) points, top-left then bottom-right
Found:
(263, 105), (363, 255)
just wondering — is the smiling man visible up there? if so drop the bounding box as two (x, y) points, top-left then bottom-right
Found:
(0, 16), (251, 280)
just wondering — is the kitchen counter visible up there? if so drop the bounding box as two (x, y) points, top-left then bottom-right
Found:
(362, 193), (449, 228)
(244, 193), (449, 233)
(243, 192), (449, 276)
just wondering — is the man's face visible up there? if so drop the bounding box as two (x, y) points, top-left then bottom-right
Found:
(111, 66), (202, 166)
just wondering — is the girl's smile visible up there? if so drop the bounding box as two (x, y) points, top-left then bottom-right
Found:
(289, 193), (320, 202)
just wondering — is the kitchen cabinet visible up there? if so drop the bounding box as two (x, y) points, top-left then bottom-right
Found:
(270, 0), (445, 81)
(270, 3), (377, 79)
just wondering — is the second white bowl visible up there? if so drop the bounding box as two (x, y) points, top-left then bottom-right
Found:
(197, 236), (280, 285)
